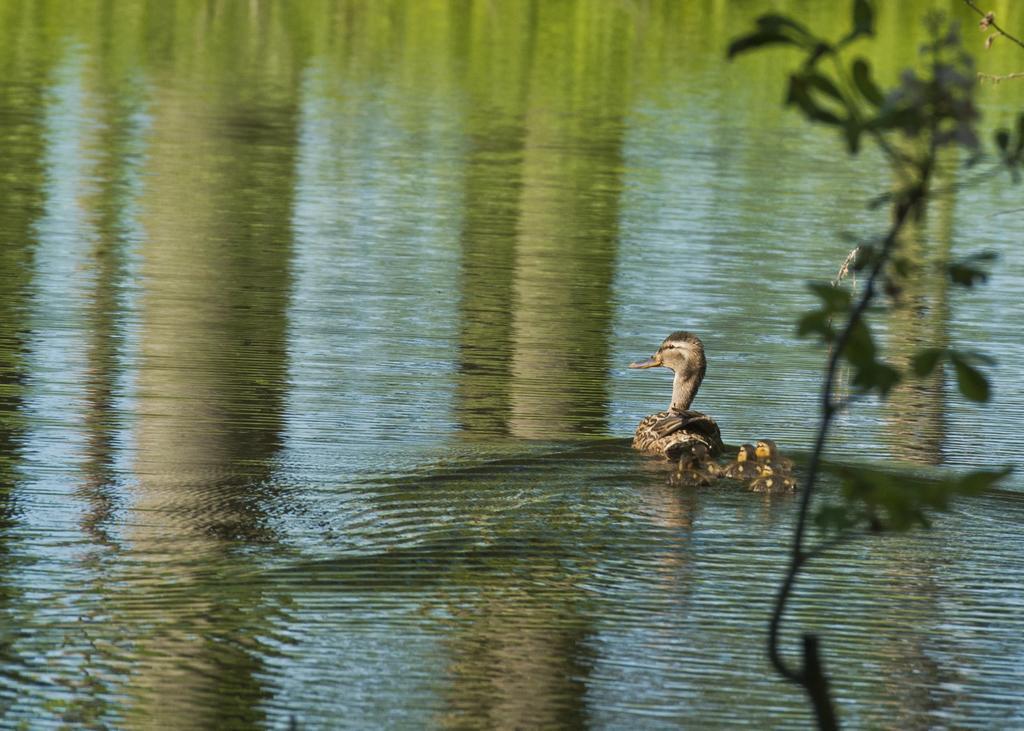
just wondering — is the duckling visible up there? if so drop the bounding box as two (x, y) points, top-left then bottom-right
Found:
(749, 464), (797, 493)
(754, 439), (794, 473)
(722, 444), (759, 481)
(630, 331), (724, 460)
(669, 442), (720, 487)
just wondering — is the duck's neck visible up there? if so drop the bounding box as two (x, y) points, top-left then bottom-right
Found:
(670, 370), (701, 412)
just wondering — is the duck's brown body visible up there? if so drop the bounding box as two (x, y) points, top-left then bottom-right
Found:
(629, 331), (723, 461)
(633, 409), (724, 459)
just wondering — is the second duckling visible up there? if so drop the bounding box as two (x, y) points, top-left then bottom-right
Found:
(722, 444), (759, 481)
(755, 439), (794, 473)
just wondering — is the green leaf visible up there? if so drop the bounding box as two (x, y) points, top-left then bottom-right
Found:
(838, 319), (902, 396)
(796, 309), (835, 341)
(807, 282), (852, 312)
(787, 76), (844, 125)
(814, 503), (863, 533)
(947, 263), (986, 286)
(756, 14), (816, 42)
(870, 105), (924, 136)
(843, 319), (876, 364)
(851, 360), (901, 396)
(946, 252), (995, 287)
(852, 0), (874, 38)
(955, 349), (996, 366)
(826, 463), (1010, 534)
(728, 31), (798, 59)
(958, 467), (1012, 494)
(910, 347), (945, 377)
(803, 72), (844, 101)
(852, 58), (884, 106)
(950, 351), (990, 402)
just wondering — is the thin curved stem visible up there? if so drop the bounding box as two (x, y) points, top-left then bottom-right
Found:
(963, 0), (1024, 51)
(767, 189), (922, 685)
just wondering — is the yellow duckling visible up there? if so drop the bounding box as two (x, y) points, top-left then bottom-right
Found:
(755, 439), (794, 473)
(749, 464), (797, 493)
(669, 442), (721, 487)
(722, 444), (759, 481)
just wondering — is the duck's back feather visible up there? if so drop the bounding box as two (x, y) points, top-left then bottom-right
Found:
(633, 409), (724, 460)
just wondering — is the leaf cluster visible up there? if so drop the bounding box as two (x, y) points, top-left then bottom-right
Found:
(911, 346), (993, 401)
(798, 276), (996, 401)
(945, 249), (996, 287)
(729, 2), (981, 159)
(815, 465), (1011, 532)
(798, 282), (902, 397)
(732, 1), (1016, 719)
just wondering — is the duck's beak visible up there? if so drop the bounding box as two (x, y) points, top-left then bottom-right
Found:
(628, 355), (661, 369)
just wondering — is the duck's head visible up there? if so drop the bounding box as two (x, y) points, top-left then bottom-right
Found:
(755, 439), (778, 461)
(629, 331), (706, 376)
(736, 444), (756, 463)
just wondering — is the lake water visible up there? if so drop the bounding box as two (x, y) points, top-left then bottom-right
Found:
(1, 1), (1023, 728)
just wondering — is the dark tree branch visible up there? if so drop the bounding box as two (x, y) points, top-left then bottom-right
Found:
(768, 190), (922, 692)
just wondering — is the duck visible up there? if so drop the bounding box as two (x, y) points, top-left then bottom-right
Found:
(722, 444), (759, 481)
(630, 331), (724, 460)
(749, 464), (797, 493)
(754, 439), (794, 473)
(669, 442), (721, 486)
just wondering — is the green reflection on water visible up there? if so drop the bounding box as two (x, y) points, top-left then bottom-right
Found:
(0, 0), (1022, 728)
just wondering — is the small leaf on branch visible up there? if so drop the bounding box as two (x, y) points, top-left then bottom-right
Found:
(852, 0), (875, 39)
(947, 250), (996, 287)
(728, 31), (799, 59)
(851, 360), (901, 396)
(787, 76), (844, 125)
(796, 309), (835, 341)
(844, 319), (877, 363)
(958, 466), (1012, 494)
(852, 58), (884, 106)
(955, 349), (996, 366)
(804, 72), (844, 101)
(814, 503), (863, 533)
(910, 347), (945, 377)
(756, 13), (817, 42)
(835, 463), (1010, 532)
(950, 351), (990, 402)
(807, 282), (852, 312)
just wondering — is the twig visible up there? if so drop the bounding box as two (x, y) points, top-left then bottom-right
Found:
(963, 1), (1024, 51)
(977, 70), (1024, 83)
(832, 247), (860, 287)
(767, 189), (924, 694)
